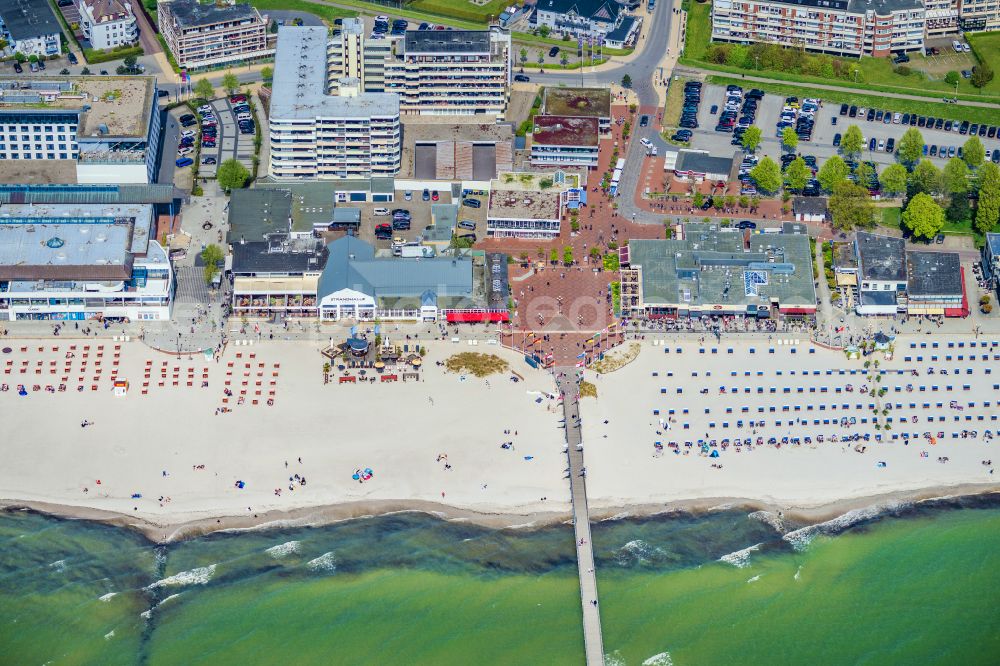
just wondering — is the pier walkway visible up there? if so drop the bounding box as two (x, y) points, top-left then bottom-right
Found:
(557, 367), (605, 666)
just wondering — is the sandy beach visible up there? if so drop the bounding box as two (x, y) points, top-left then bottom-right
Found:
(580, 337), (1000, 513)
(0, 339), (569, 539)
(3, 334), (999, 541)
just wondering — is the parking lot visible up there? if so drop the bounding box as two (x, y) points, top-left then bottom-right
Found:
(354, 188), (455, 252)
(683, 84), (1000, 170)
(197, 96), (257, 178)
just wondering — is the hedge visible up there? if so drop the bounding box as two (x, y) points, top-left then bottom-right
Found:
(83, 45), (144, 65)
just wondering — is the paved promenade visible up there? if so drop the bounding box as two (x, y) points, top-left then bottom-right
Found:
(557, 368), (605, 666)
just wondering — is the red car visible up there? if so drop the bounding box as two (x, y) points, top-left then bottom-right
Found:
(431, 190), (439, 201)
(230, 94), (247, 104)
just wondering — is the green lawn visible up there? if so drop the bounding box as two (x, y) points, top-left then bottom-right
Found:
(707, 75), (1000, 126)
(682, 0), (711, 62)
(324, 0), (483, 29)
(251, 0), (356, 25)
(683, 2), (1000, 102)
(408, 0), (506, 23)
(880, 206), (901, 229)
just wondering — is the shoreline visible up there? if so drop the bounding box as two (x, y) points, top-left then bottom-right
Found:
(4, 482), (998, 543)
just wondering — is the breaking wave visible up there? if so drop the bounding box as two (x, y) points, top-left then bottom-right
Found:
(146, 564), (217, 590)
(306, 552), (337, 572)
(783, 501), (910, 550)
(718, 543), (761, 568)
(265, 540), (301, 559)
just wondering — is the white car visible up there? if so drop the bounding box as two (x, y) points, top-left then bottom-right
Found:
(181, 129), (195, 139)
(376, 15), (389, 21)
(963, 44), (971, 52)
(640, 137), (653, 148)
(177, 147), (193, 156)
(373, 207), (390, 216)
(953, 40), (963, 52)
(236, 112), (252, 121)
(198, 105), (212, 113)
(892, 113), (902, 124)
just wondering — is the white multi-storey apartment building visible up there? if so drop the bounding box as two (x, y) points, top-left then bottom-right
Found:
(78, 0), (139, 50)
(711, 0), (925, 57)
(269, 27), (401, 181)
(326, 21), (512, 117)
(159, 0), (272, 69)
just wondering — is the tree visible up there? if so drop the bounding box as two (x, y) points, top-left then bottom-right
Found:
(537, 52), (544, 67)
(785, 157), (810, 192)
(80, 66), (91, 75)
(817, 155), (849, 192)
(976, 162), (1000, 234)
(261, 66), (273, 84)
(942, 157), (970, 194)
(538, 24), (550, 38)
(740, 125), (762, 153)
(855, 161), (876, 190)
(828, 181), (874, 231)
(201, 244), (223, 285)
(896, 127), (924, 166)
(946, 192), (971, 225)
(841, 125), (864, 157)
(909, 159), (942, 197)
(194, 78), (215, 101)
(963, 136), (985, 169)
(222, 72), (240, 95)
(780, 126), (799, 154)
(59, 68), (69, 75)
(269, 19), (279, 33)
(123, 55), (137, 69)
(749, 156), (782, 194)
(971, 63), (994, 89)
(560, 53), (568, 67)
(217, 159), (250, 192)
(549, 248), (559, 263)
(944, 71), (960, 86)
(902, 192), (945, 240)
(563, 246), (574, 265)
(879, 163), (908, 197)
(519, 47), (527, 66)
(621, 74), (632, 88)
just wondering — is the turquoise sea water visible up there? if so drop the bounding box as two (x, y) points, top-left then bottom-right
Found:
(1, 499), (999, 665)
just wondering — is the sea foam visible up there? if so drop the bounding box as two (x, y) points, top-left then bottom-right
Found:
(615, 539), (664, 567)
(49, 559), (67, 572)
(718, 543), (762, 569)
(306, 552), (337, 572)
(782, 501), (909, 550)
(98, 592), (117, 602)
(748, 510), (786, 533)
(643, 652), (674, 666)
(146, 564), (217, 590)
(265, 540), (301, 559)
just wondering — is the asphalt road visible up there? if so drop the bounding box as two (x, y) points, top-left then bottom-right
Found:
(529, 4), (675, 107)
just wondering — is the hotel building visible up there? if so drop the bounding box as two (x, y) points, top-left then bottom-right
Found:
(77, 0), (139, 50)
(0, 76), (162, 184)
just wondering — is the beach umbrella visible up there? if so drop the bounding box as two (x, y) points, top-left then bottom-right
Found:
(710, 450), (720, 458)
(352, 473), (360, 481)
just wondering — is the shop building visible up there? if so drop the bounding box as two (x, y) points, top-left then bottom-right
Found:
(0, 203), (171, 321)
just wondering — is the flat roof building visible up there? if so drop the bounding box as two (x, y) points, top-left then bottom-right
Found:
(666, 149), (741, 182)
(619, 223), (817, 319)
(269, 27), (401, 181)
(487, 170), (585, 239)
(0, 76), (162, 184)
(402, 121), (513, 180)
(906, 250), (966, 317)
(230, 233), (329, 319)
(158, 0), (272, 69)
(542, 87), (612, 135)
(855, 231), (906, 315)
(530, 115), (600, 168)
(227, 188), (293, 244)
(0, 0), (62, 58)
(984, 232), (1000, 294)
(0, 202), (171, 321)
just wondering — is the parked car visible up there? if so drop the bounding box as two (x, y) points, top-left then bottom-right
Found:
(462, 198), (481, 208)
(422, 188), (430, 201)
(13, 61), (23, 73)
(548, 46), (560, 57)
(833, 133), (841, 147)
(458, 220), (476, 230)
(374, 208), (390, 216)
(513, 74), (530, 82)
(175, 157), (193, 168)
(177, 146), (193, 156)
(736, 220), (757, 230)
(202, 156), (217, 165)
